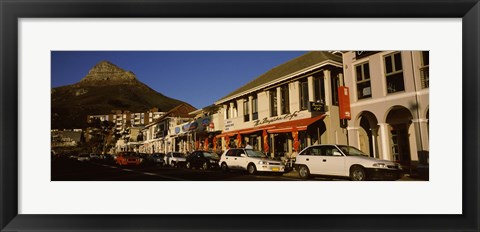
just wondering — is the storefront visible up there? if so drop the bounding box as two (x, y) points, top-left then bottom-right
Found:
(213, 51), (347, 159)
(174, 116), (221, 154)
(216, 112), (328, 159)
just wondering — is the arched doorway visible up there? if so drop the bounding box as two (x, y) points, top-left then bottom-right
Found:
(386, 106), (413, 168)
(356, 111), (379, 158)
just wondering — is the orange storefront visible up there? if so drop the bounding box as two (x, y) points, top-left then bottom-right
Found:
(216, 114), (327, 159)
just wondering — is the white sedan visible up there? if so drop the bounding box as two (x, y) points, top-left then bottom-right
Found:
(164, 152), (186, 167)
(294, 144), (403, 181)
(219, 148), (285, 174)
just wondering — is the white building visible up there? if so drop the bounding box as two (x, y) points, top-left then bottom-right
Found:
(342, 51), (429, 172)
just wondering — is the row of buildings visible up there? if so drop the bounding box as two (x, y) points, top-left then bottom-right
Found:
(86, 51), (429, 171)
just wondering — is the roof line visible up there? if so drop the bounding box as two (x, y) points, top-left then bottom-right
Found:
(215, 60), (342, 104)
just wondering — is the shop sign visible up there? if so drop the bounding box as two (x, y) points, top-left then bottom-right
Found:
(253, 110), (300, 127)
(308, 101), (326, 112)
(201, 118), (210, 127)
(338, 86), (351, 120)
(224, 120), (234, 131)
(188, 122), (198, 131)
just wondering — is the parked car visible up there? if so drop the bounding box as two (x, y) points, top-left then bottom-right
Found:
(164, 152), (186, 167)
(89, 153), (101, 160)
(115, 151), (142, 166)
(185, 150), (220, 170)
(294, 144), (403, 181)
(146, 153), (166, 166)
(77, 153), (90, 162)
(219, 148), (285, 174)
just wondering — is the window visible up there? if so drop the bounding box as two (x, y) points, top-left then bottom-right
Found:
(313, 74), (325, 104)
(280, 85), (290, 115)
(420, 51), (429, 89)
(355, 62), (372, 99)
(243, 99), (250, 122)
(232, 102), (238, 118)
(331, 74), (340, 106)
(299, 80), (309, 110)
(225, 104), (230, 119)
(384, 52), (405, 93)
(270, 90), (278, 117)
(252, 96), (258, 120)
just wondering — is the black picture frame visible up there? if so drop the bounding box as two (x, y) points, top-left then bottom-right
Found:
(1, 0), (478, 231)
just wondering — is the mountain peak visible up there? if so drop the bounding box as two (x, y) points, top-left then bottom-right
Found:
(79, 60), (137, 85)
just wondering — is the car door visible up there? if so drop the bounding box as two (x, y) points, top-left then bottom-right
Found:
(299, 146), (324, 174)
(223, 149), (239, 169)
(320, 145), (346, 176)
(235, 149), (249, 170)
(165, 153), (171, 166)
(194, 152), (204, 167)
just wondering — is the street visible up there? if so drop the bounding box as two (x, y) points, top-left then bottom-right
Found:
(51, 157), (420, 181)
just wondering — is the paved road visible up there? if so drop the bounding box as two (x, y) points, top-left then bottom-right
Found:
(51, 158), (423, 181)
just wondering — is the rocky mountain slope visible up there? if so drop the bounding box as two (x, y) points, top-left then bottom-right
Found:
(51, 61), (189, 129)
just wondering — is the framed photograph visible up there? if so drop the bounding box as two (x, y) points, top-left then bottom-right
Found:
(1, 0), (478, 231)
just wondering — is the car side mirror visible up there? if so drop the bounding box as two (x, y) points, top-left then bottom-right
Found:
(240, 153), (246, 157)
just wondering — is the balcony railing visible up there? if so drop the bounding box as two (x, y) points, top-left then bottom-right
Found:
(420, 66), (429, 89)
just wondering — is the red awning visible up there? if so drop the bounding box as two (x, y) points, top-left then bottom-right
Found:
(216, 114), (326, 137)
(267, 114), (327, 133)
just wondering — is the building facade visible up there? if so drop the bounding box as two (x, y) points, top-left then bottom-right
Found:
(139, 103), (197, 154)
(342, 51), (429, 171)
(214, 51), (347, 160)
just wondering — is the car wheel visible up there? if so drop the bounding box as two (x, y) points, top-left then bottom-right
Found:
(221, 162), (228, 172)
(202, 162), (209, 170)
(186, 162), (191, 169)
(298, 165), (310, 179)
(350, 166), (367, 181)
(247, 163), (257, 175)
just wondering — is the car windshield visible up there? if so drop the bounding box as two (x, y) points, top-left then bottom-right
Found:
(172, 153), (184, 157)
(337, 145), (368, 157)
(120, 152), (136, 157)
(203, 152), (219, 159)
(245, 150), (267, 158)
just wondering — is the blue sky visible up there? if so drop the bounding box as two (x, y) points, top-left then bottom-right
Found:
(51, 51), (308, 109)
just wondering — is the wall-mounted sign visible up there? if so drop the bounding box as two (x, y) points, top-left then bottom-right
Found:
(308, 102), (326, 113)
(253, 111), (300, 127)
(224, 120), (234, 131)
(188, 122), (198, 131)
(201, 118), (210, 127)
(338, 86), (351, 120)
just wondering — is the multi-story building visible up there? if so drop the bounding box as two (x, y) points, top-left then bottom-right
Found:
(341, 51), (429, 171)
(86, 108), (166, 154)
(214, 51), (347, 160)
(51, 129), (83, 147)
(171, 105), (223, 154)
(139, 103), (197, 154)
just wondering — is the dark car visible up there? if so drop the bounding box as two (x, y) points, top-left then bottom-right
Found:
(185, 150), (220, 170)
(146, 153), (166, 166)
